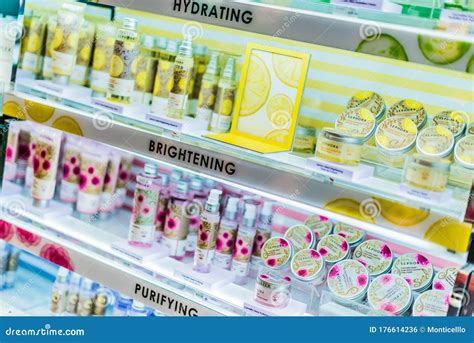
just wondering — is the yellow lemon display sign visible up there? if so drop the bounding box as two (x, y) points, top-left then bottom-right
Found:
(375, 198), (429, 227)
(52, 116), (84, 136)
(323, 198), (376, 224)
(24, 100), (55, 123)
(240, 54), (271, 116)
(3, 101), (26, 120)
(207, 44), (310, 154)
(424, 218), (471, 253)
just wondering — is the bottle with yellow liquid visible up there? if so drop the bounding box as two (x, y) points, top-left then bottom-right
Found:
(186, 44), (208, 117)
(210, 57), (236, 133)
(90, 23), (117, 97)
(131, 35), (158, 105)
(167, 35), (194, 119)
(151, 40), (178, 114)
(195, 51), (220, 128)
(21, 14), (47, 76)
(107, 18), (139, 104)
(71, 20), (95, 86)
(41, 16), (57, 80)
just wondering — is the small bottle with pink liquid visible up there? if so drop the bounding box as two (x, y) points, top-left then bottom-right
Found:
(213, 197), (240, 270)
(155, 173), (170, 242)
(185, 178), (207, 256)
(128, 163), (161, 248)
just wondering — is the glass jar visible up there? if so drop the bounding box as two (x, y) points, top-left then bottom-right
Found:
(316, 128), (364, 166)
(292, 126), (316, 154)
(386, 99), (427, 130)
(403, 155), (451, 192)
(254, 270), (291, 308)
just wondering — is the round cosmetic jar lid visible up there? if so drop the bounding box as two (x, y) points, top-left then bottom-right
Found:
(290, 249), (326, 283)
(335, 108), (376, 142)
(416, 125), (455, 158)
(334, 223), (365, 247)
(375, 116), (418, 155)
(320, 128), (365, 145)
(412, 290), (449, 317)
(261, 237), (293, 270)
(304, 215), (333, 240)
(432, 110), (467, 140)
(284, 224), (315, 253)
(327, 259), (370, 302)
(353, 239), (393, 277)
(406, 154), (451, 172)
(454, 135), (474, 170)
(386, 99), (427, 130)
(392, 253), (434, 292)
(432, 266), (458, 292)
(316, 234), (349, 264)
(346, 90), (386, 122)
(367, 274), (413, 315)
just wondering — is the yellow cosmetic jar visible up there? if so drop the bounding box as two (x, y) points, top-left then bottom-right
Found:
(316, 128), (364, 166)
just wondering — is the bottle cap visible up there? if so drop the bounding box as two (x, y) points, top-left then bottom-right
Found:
(165, 40), (179, 55)
(207, 189), (222, 206)
(261, 201), (274, 216)
(141, 35), (155, 49)
(57, 267), (69, 282)
(244, 203), (257, 221)
(226, 197), (240, 213)
(221, 57), (236, 80)
(204, 179), (217, 189)
(123, 17), (137, 31)
(155, 37), (168, 50)
(205, 51), (220, 76)
(176, 180), (189, 194)
(132, 300), (146, 311)
(178, 34), (193, 58)
(159, 173), (169, 187)
(190, 178), (203, 191)
(144, 163), (159, 177)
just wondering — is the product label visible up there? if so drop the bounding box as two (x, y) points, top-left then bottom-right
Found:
(252, 228), (271, 258)
(42, 57), (53, 78)
(353, 240), (392, 276)
(334, 223), (364, 245)
(261, 237), (291, 269)
(285, 225), (314, 252)
(317, 235), (348, 263)
(169, 60), (193, 112)
(77, 297), (94, 316)
(327, 259), (368, 300)
(197, 79), (219, 114)
(50, 289), (67, 314)
(129, 179), (160, 244)
(109, 77), (135, 97)
(368, 274), (411, 313)
(90, 70), (110, 93)
(387, 100), (426, 128)
(305, 216), (332, 239)
(4, 162), (16, 181)
(231, 230), (255, 276)
(291, 249), (324, 283)
(163, 199), (190, 256)
(195, 215), (219, 265)
(77, 192), (101, 215)
(65, 292), (79, 314)
(392, 253), (433, 290)
(22, 52), (40, 72)
(433, 266), (458, 292)
(52, 51), (76, 76)
(413, 290), (449, 316)
(60, 180), (79, 203)
(153, 60), (174, 98)
(71, 65), (88, 84)
(156, 195), (169, 234)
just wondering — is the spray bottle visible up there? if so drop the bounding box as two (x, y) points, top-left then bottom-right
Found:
(195, 51), (220, 129)
(50, 267), (69, 315)
(185, 178), (207, 255)
(213, 197), (240, 270)
(250, 201), (274, 272)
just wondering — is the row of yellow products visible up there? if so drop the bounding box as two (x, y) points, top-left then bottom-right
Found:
(19, 3), (239, 133)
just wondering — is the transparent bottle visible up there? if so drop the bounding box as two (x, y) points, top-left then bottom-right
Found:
(0, 241), (9, 289)
(213, 197), (240, 270)
(151, 40), (178, 114)
(155, 173), (170, 242)
(167, 35), (194, 119)
(250, 201), (274, 273)
(128, 300), (148, 316)
(210, 57), (237, 133)
(187, 44), (209, 116)
(50, 267), (69, 315)
(131, 35), (158, 105)
(108, 17), (140, 104)
(5, 246), (20, 288)
(185, 178), (207, 255)
(194, 189), (223, 273)
(128, 163), (162, 248)
(65, 273), (82, 315)
(231, 204), (257, 285)
(195, 51), (221, 128)
(76, 278), (94, 317)
(163, 180), (191, 259)
(112, 295), (133, 316)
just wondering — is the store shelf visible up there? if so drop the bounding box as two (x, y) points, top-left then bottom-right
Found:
(100, 0), (474, 72)
(5, 85), (472, 226)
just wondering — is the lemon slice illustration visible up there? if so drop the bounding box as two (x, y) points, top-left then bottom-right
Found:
(240, 54), (271, 116)
(106, 36), (115, 47)
(323, 198), (376, 224)
(3, 101), (26, 119)
(272, 54), (303, 88)
(51, 28), (64, 50)
(136, 71), (147, 90)
(221, 99), (234, 116)
(424, 218), (471, 253)
(110, 55), (124, 77)
(375, 198), (429, 227)
(24, 100), (55, 123)
(52, 116), (83, 136)
(267, 93), (293, 125)
(66, 33), (78, 48)
(265, 129), (289, 144)
(131, 57), (140, 75)
(402, 118), (417, 135)
(93, 48), (106, 70)
(79, 46), (92, 62)
(27, 33), (41, 53)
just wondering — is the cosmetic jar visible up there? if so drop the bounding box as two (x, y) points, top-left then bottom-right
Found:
(284, 224), (315, 253)
(375, 116), (417, 157)
(335, 108), (376, 142)
(304, 215), (333, 240)
(403, 155), (451, 193)
(254, 271), (291, 308)
(333, 223), (365, 249)
(316, 128), (364, 166)
(432, 266), (458, 292)
(261, 237), (293, 270)
(412, 290), (449, 317)
(392, 253), (434, 292)
(353, 239), (393, 277)
(327, 259), (369, 303)
(416, 125), (454, 159)
(293, 126), (317, 154)
(386, 99), (427, 130)
(346, 90), (386, 123)
(467, 122), (474, 136)
(454, 135), (474, 170)
(290, 249), (326, 286)
(432, 110), (467, 141)
(316, 234), (349, 265)
(367, 274), (413, 315)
